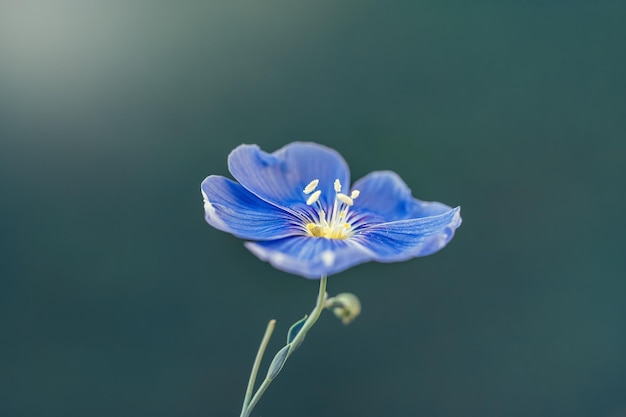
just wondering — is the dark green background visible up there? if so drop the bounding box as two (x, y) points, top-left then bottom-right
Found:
(1, 1), (624, 416)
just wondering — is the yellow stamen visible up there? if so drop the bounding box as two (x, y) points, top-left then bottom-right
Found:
(300, 178), (361, 239)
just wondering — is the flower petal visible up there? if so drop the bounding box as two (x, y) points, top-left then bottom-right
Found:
(245, 236), (375, 279)
(228, 142), (350, 211)
(201, 175), (300, 240)
(354, 207), (462, 261)
(352, 171), (454, 221)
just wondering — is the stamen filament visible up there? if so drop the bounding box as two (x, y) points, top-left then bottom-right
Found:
(301, 178), (360, 239)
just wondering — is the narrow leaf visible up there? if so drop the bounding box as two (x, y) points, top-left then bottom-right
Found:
(287, 315), (308, 344)
(267, 344), (290, 381)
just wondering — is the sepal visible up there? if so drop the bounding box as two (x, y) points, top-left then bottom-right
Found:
(287, 315), (308, 346)
(266, 344), (290, 381)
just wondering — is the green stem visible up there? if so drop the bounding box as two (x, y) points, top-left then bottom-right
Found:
(240, 275), (328, 417)
(240, 319), (276, 416)
(286, 275), (327, 355)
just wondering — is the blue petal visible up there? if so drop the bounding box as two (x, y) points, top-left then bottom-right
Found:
(201, 175), (301, 240)
(352, 171), (455, 221)
(354, 207), (462, 261)
(245, 236), (375, 279)
(243, 207), (461, 278)
(228, 142), (350, 211)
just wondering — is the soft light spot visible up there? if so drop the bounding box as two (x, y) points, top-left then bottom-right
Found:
(321, 250), (335, 267)
(202, 190), (228, 230)
(272, 253), (285, 265)
(350, 190), (360, 199)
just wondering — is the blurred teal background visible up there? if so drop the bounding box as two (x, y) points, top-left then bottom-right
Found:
(1, 1), (625, 416)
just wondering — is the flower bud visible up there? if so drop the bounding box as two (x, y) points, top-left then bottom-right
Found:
(324, 293), (361, 325)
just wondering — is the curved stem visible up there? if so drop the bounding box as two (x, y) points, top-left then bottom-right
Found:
(286, 275), (327, 354)
(240, 275), (327, 417)
(240, 319), (276, 416)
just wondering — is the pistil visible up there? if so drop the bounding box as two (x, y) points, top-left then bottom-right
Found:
(302, 178), (360, 239)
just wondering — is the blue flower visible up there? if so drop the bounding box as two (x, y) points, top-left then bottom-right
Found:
(201, 142), (461, 279)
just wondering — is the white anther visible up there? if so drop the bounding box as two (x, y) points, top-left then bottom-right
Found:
(301, 179), (359, 239)
(306, 190), (322, 205)
(334, 179), (342, 193)
(303, 179), (319, 194)
(336, 193), (354, 206)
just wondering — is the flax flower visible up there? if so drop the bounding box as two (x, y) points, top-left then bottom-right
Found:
(201, 142), (461, 278)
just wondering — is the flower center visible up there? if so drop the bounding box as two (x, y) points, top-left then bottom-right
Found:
(301, 178), (360, 239)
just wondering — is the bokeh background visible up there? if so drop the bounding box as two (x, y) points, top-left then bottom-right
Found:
(1, 1), (625, 416)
